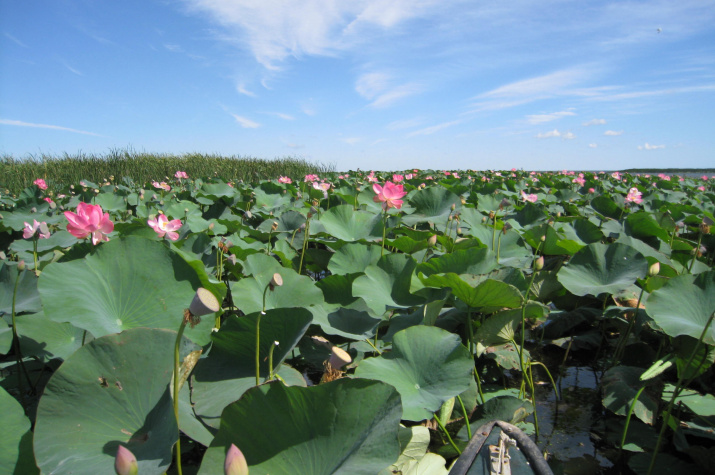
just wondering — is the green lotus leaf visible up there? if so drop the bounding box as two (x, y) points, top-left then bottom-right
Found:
(34, 328), (196, 475)
(198, 379), (402, 475)
(192, 309), (312, 428)
(94, 192), (128, 212)
(315, 275), (382, 339)
(601, 365), (657, 425)
(198, 182), (238, 199)
(354, 325), (473, 421)
(15, 311), (87, 361)
(328, 242), (382, 275)
(0, 263), (42, 315)
(318, 204), (383, 242)
(625, 211), (671, 243)
(230, 253), (324, 319)
(402, 187), (461, 226)
(590, 195), (623, 220)
(0, 386), (35, 474)
(646, 271), (715, 345)
(256, 209), (306, 233)
(557, 242), (648, 297)
(352, 253), (425, 316)
(377, 426), (431, 475)
(420, 274), (523, 312)
(475, 303), (548, 352)
(9, 230), (79, 255)
(461, 223), (532, 268)
(456, 396), (534, 441)
(0, 318), (11, 354)
(417, 247), (497, 277)
(38, 236), (218, 345)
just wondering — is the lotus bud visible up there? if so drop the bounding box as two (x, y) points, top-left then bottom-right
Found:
(481, 216), (487, 223)
(115, 445), (138, 475)
(17, 260), (26, 271)
(187, 288), (220, 325)
(268, 273), (283, 291)
(428, 235), (438, 247)
(540, 235), (546, 242)
(328, 346), (352, 370)
(224, 444), (249, 475)
(534, 256), (544, 271)
(244, 210), (252, 219)
(209, 222), (215, 230)
(461, 197), (466, 205)
(648, 262), (660, 277)
(271, 222), (279, 232)
(31, 207), (37, 213)
(451, 203), (456, 211)
(0, 251), (5, 260)
(488, 211), (495, 220)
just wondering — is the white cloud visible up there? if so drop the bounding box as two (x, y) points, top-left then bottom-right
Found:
(164, 43), (183, 52)
(355, 72), (421, 108)
(562, 131), (576, 139)
(341, 137), (361, 145)
(583, 118), (606, 126)
(182, 0), (441, 69)
(230, 114), (261, 128)
(236, 82), (256, 97)
(407, 120), (461, 137)
(526, 110), (576, 124)
(536, 129), (561, 139)
(386, 117), (424, 130)
(0, 118), (102, 136)
(5, 33), (28, 48)
(638, 143), (665, 150)
(589, 143), (598, 148)
(604, 130), (623, 136)
(272, 112), (295, 120)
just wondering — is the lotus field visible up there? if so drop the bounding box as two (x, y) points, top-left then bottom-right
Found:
(1, 168), (714, 475)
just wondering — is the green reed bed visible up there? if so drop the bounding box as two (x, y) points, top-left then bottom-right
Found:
(0, 148), (334, 195)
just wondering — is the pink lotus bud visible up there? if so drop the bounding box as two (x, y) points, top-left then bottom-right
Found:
(115, 445), (138, 475)
(534, 256), (544, 271)
(648, 262), (660, 277)
(18, 260), (26, 271)
(224, 444), (249, 475)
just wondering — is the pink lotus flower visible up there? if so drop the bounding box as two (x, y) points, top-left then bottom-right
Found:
(278, 176), (292, 184)
(405, 173), (414, 180)
(175, 171), (189, 179)
(625, 187), (643, 204)
(23, 220), (51, 239)
(366, 172), (378, 183)
(148, 214), (182, 241)
(65, 202), (114, 245)
(373, 182), (407, 210)
(521, 191), (538, 203)
(44, 197), (54, 205)
(698, 186), (706, 191)
(572, 177), (585, 186)
(152, 181), (171, 191)
(588, 188), (596, 193)
(702, 175), (709, 181)
(392, 174), (404, 182)
(224, 444), (248, 475)
(304, 174), (319, 182)
(34, 178), (48, 190)
(611, 172), (621, 180)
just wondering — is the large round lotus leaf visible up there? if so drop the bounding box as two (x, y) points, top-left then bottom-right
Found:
(420, 274), (523, 312)
(402, 187), (461, 226)
(556, 242), (648, 297)
(38, 236), (217, 345)
(646, 271), (715, 345)
(318, 204), (383, 242)
(353, 253), (425, 316)
(417, 247), (498, 277)
(230, 254), (325, 318)
(0, 263), (42, 315)
(0, 386), (33, 474)
(354, 325), (473, 421)
(192, 309), (312, 428)
(328, 242), (382, 275)
(15, 311), (86, 361)
(33, 328), (197, 475)
(462, 223), (532, 268)
(601, 366), (657, 425)
(456, 396), (534, 441)
(197, 379), (402, 475)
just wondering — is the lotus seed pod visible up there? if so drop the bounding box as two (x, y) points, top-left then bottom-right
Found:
(328, 346), (352, 370)
(115, 445), (138, 475)
(648, 262), (660, 277)
(189, 288), (220, 317)
(311, 335), (331, 348)
(269, 273), (283, 291)
(534, 256), (544, 271)
(224, 444), (249, 475)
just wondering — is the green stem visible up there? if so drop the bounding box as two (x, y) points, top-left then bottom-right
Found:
(613, 287), (645, 365)
(473, 367), (485, 404)
(298, 218), (310, 275)
(11, 267), (27, 410)
(173, 319), (188, 475)
(32, 238), (38, 275)
(457, 395), (472, 440)
(434, 413), (461, 455)
(647, 311), (715, 475)
(381, 208), (388, 257)
(620, 385), (646, 453)
(688, 232), (703, 273)
(255, 312), (264, 387)
(530, 361), (560, 400)
(365, 338), (382, 355)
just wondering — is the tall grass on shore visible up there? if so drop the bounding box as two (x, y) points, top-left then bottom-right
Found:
(0, 148), (334, 195)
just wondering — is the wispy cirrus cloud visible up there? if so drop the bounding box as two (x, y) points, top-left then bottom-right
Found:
(230, 114), (260, 128)
(355, 72), (421, 108)
(0, 118), (103, 136)
(236, 82), (256, 97)
(407, 120), (461, 137)
(4, 33), (28, 48)
(526, 110), (576, 124)
(604, 130), (623, 136)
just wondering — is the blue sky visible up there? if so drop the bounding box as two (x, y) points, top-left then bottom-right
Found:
(1, 0), (714, 172)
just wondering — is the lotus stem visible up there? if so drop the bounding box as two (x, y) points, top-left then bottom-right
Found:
(381, 208), (388, 257)
(457, 395), (472, 440)
(620, 385), (646, 454)
(433, 413), (461, 455)
(647, 311), (714, 475)
(173, 318), (187, 475)
(11, 265), (28, 411)
(688, 232), (703, 273)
